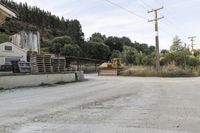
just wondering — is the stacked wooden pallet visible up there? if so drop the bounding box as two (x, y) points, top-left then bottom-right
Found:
(30, 54), (52, 73)
(52, 57), (66, 72)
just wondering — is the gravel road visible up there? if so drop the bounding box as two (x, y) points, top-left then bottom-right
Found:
(0, 74), (200, 133)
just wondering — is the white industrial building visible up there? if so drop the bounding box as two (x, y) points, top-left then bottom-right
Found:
(11, 31), (41, 53)
(0, 30), (41, 66)
(0, 4), (41, 66)
(0, 42), (27, 65)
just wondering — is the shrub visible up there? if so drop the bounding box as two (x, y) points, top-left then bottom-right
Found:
(0, 33), (10, 43)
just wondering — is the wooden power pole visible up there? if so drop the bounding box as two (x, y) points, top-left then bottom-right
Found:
(184, 43), (187, 69)
(148, 7), (164, 72)
(188, 36), (196, 53)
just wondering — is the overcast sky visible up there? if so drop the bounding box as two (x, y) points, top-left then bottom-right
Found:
(14, 0), (200, 50)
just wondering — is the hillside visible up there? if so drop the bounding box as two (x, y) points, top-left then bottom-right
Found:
(0, 0), (84, 45)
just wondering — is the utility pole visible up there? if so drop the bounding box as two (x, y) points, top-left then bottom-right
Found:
(184, 43), (187, 70)
(148, 7), (164, 72)
(188, 36), (196, 54)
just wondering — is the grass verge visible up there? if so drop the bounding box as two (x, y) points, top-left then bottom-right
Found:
(120, 66), (200, 77)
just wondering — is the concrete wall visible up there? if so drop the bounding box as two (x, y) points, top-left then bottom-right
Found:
(76, 71), (85, 81)
(0, 58), (4, 65)
(0, 73), (76, 89)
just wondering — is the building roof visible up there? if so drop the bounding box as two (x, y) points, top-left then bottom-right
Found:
(0, 42), (27, 53)
(0, 4), (17, 18)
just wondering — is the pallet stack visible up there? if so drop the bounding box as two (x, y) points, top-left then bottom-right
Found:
(52, 57), (66, 72)
(30, 54), (52, 73)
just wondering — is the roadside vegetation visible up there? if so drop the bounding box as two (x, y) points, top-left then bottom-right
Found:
(121, 36), (200, 77)
(121, 66), (200, 77)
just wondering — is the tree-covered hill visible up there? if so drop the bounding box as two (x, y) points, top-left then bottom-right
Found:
(0, 0), (84, 45)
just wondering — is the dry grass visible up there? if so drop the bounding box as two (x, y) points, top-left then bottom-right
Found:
(121, 65), (200, 77)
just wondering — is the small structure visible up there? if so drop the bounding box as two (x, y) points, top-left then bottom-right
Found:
(0, 42), (27, 65)
(52, 57), (66, 72)
(65, 56), (106, 71)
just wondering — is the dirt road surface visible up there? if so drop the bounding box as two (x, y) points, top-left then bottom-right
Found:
(0, 74), (200, 133)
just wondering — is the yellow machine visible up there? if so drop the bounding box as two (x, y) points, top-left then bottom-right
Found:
(98, 58), (123, 76)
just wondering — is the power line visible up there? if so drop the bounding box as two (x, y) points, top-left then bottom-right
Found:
(140, 0), (153, 9)
(137, 2), (172, 35)
(102, 0), (175, 37)
(138, 1), (176, 35)
(139, 0), (181, 35)
(159, 27), (174, 36)
(102, 0), (182, 42)
(103, 0), (146, 20)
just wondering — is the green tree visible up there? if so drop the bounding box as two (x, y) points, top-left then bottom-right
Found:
(66, 20), (84, 46)
(52, 36), (73, 45)
(50, 43), (62, 56)
(161, 49), (169, 55)
(61, 44), (82, 57)
(84, 41), (111, 60)
(170, 36), (183, 52)
(131, 42), (153, 54)
(122, 46), (138, 65)
(89, 37), (104, 43)
(111, 50), (121, 59)
(60, 17), (67, 31)
(142, 53), (156, 66)
(194, 49), (200, 57)
(41, 40), (52, 48)
(186, 56), (200, 67)
(135, 52), (144, 65)
(120, 37), (132, 46)
(90, 33), (106, 43)
(50, 36), (80, 57)
(148, 46), (156, 54)
(105, 37), (123, 52)
(0, 33), (9, 43)
(160, 49), (192, 67)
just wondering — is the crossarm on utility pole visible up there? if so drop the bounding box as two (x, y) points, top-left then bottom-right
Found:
(188, 36), (197, 52)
